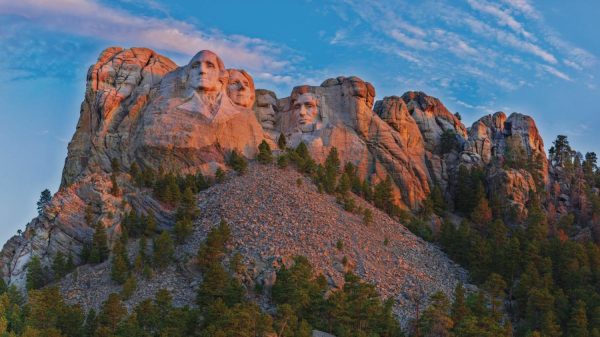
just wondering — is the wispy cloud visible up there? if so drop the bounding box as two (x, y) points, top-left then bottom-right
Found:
(467, 0), (532, 39)
(0, 0), (295, 75)
(540, 64), (573, 81)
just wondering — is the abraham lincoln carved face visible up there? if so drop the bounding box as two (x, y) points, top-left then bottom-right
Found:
(292, 92), (320, 132)
(187, 50), (226, 94)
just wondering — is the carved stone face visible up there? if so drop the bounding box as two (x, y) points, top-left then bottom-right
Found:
(188, 51), (223, 93)
(227, 70), (255, 108)
(292, 93), (319, 132)
(255, 91), (277, 130)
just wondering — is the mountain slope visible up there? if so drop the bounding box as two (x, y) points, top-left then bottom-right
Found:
(57, 163), (467, 326)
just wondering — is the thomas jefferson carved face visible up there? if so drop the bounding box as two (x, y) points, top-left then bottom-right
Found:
(188, 50), (225, 94)
(292, 93), (320, 132)
(227, 69), (255, 108)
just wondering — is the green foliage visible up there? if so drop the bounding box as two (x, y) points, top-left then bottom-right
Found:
(197, 220), (231, 271)
(228, 149), (248, 174)
(36, 189), (52, 216)
(90, 222), (109, 263)
(440, 129), (459, 154)
(257, 140), (273, 164)
(174, 218), (194, 244)
(152, 231), (174, 269)
(278, 133), (287, 149)
(26, 255), (45, 290)
(111, 240), (129, 284)
(363, 208), (373, 226)
(110, 172), (121, 196)
(52, 251), (75, 280)
(454, 165), (486, 215)
(374, 176), (394, 214)
(215, 167), (226, 183)
(121, 275), (137, 300)
(336, 239), (344, 251)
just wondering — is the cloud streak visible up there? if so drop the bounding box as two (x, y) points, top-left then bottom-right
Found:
(0, 0), (293, 74)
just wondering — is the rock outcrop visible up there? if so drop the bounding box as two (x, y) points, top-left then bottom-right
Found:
(2, 45), (576, 314)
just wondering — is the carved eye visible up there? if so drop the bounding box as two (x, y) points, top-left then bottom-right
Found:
(191, 62), (200, 68)
(206, 62), (215, 68)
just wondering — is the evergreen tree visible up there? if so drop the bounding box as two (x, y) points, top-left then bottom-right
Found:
(176, 187), (199, 222)
(90, 222), (109, 263)
(374, 176), (394, 213)
(110, 172), (121, 196)
(471, 196), (493, 226)
(153, 231), (174, 269)
(121, 275), (137, 300)
(568, 300), (589, 337)
(215, 167), (226, 183)
(111, 240), (129, 284)
(451, 283), (469, 326)
(36, 189), (52, 215)
(419, 291), (453, 337)
(257, 140), (273, 164)
(278, 133), (287, 150)
(174, 218), (193, 244)
(228, 149), (248, 174)
(482, 273), (506, 316)
(26, 255), (45, 290)
(98, 293), (127, 334)
(197, 220), (231, 271)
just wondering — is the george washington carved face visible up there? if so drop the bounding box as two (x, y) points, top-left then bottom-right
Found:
(292, 92), (320, 132)
(227, 69), (255, 108)
(187, 50), (226, 94)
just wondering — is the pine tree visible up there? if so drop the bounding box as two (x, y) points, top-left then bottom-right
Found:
(153, 231), (174, 269)
(471, 196), (493, 226)
(110, 172), (120, 197)
(451, 283), (469, 326)
(26, 255), (45, 290)
(176, 187), (199, 221)
(121, 275), (137, 300)
(90, 222), (109, 263)
(215, 167), (226, 183)
(228, 149), (248, 174)
(36, 189), (52, 215)
(483, 273), (506, 316)
(111, 241), (129, 284)
(174, 218), (193, 244)
(278, 133), (287, 150)
(419, 291), (453, 337)
(374, 176), (394, 213)
(568, 300), (589, 337)
(257, 140), (273, 164)
(98, 293), (127, 334)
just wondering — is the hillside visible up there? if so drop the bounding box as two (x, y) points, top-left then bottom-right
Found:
(57, 163), (467, 327)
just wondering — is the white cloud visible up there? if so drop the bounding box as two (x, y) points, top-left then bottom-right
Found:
(540, 64), (573, 81)
(0, 0), (291, 74)
(467, 0), (533, 39)
(500, 0), (540, 19)
(389, 30), (435, 50)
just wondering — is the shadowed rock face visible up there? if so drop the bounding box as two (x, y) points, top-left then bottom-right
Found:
(1, 46), (565, 293)
(62, 47), (177, 187)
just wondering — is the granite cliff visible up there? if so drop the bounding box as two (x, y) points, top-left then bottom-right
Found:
(1, 46), (589, 324)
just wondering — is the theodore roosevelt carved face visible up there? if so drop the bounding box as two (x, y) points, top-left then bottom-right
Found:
(227, 69), (255, 108)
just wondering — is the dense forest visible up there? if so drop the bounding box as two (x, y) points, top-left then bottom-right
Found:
(3, 134), (600, 336)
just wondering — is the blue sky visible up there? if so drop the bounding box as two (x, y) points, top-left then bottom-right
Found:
(0, 0), (599, 244)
